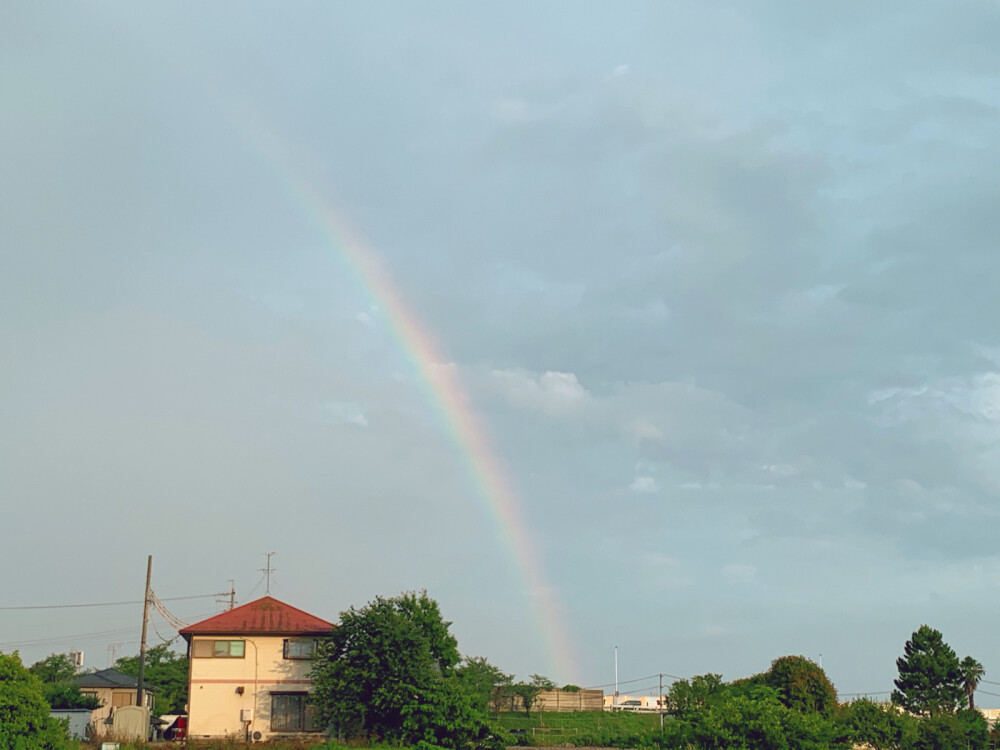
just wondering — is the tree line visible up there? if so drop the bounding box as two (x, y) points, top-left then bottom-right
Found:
(0, 591), (993, 750)
(306, 595), (994, 750)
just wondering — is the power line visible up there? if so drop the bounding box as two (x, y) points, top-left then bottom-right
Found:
(0, 592), (225, 611)
(0, 611), (218, 650)
(582, 673), (664, 690)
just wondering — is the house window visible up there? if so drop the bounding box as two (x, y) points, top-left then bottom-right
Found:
(191, 639), (245, 658)
(283, 639), (317, 659)
(270, 692), (316, 732)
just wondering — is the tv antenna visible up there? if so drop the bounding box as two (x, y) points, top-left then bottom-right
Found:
(259, 552), (277, 595)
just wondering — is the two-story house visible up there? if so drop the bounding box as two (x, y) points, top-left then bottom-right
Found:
(178, 596), (334, 740)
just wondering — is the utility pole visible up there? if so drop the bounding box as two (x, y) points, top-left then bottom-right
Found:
(659, 673), (664, 731)
(136, 555), (152, 707)
(614, 646), (619, 707)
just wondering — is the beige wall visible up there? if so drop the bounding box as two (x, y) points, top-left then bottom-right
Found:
(187, 635), (318, 740)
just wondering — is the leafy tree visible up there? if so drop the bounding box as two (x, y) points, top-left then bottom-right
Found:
(666, 686), (842, 750)
(455, 656), (512, 715)
(28, 654), (77, 685)
(666, 674), (726, 717)
(115, 643), (189, 714)
(955, 708), (989, 750)
(838, 698), (917, 750)
(765, 655), (838, 715)
(959, 656), (985, 711)
(399, 678), (502, 750)
(392, 592), (461, 676)
(892, 625), (964, 716)
(40, 683), (102, 711)
(0, 652), (70, 749)
(510, 675), (554, 717)
(912, 711), (971, 750)
(310, 591), (497, 749)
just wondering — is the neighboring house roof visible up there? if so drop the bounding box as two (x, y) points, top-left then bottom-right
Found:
(73, 668), (145, 690)
(178, 596), (334, 638)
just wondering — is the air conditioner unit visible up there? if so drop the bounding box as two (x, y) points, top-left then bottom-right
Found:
(240, 708), (254, 722)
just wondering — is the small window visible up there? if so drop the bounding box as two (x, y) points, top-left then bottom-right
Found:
(283, 639), (317, 660)
(271, 692), (317, 732)
(192, 639), (245, 658)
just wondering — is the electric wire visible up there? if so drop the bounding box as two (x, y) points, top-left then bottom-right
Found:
(582, 673), (663, 690)
(0, 611), (218, 650)
(0, 592), (226, 611)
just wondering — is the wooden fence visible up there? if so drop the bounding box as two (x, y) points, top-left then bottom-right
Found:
(497, 688), (604, 713)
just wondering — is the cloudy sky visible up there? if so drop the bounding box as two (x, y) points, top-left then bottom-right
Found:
(3, 0), (1000, 702)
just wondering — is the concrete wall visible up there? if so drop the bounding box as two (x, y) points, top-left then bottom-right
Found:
(187, 635), (317, 740)
(49, 709), (92, 740)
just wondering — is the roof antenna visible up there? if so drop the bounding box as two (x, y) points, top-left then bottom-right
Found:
(259, 552), (277, 595)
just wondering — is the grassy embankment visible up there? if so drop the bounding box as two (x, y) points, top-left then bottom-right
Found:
(70, 712), (659, 750)
(498, 710), (663, 746)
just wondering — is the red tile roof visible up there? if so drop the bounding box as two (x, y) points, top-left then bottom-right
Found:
(179, 596), (334, 637)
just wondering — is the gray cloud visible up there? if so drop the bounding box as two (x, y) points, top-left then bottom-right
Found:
(4, 0), (1000, 697)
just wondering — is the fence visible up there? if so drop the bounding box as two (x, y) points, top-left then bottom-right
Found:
(497, 688), (605, 713)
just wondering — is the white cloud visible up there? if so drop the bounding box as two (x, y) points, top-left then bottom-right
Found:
(490, 369), (591, 416)
(317, 401), (369, 427)
(762, 463), (798, 477)
(630, 475), (659, 493)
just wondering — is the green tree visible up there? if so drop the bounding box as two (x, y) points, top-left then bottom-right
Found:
(510, 675), (554, 717)
(839, 698), (917, 750)
(765, 655), (838, 715)
(27, 654), (77, 685)
(912, 711), (974, 750)
(310, 591), (497, 749)
(456, 656), (512, 715)
(955, 708), (989, 750)
(0, 652), (70, 750)
(666, 673), (726, 717)
(959, 656), (985, 711)
(892, 625), (964, 716)
(114, 643), (189, 714)
(670, 686), (842, 750)
(40, 683), (102, 711)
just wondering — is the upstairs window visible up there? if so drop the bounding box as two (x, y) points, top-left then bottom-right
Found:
(283, 639), (317, 660)
(192, 639), (245, 658)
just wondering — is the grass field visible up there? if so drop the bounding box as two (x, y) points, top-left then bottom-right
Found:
(498, 710), (664, 746)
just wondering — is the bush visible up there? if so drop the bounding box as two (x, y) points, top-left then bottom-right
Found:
(0, 651), (71, 749)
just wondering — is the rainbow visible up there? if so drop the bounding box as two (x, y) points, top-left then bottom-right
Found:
(259, 153), (578, 682)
